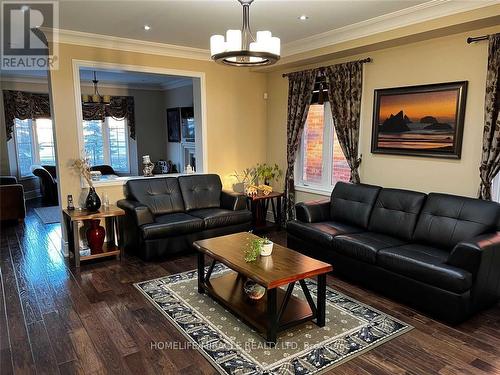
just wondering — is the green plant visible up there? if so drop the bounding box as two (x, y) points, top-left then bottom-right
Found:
(244, 238), (264, 262)
(254, 163), (283, 185)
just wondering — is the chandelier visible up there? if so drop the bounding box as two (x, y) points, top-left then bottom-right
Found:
(82, 71), (111, 106)
(210, 0), (280, 67)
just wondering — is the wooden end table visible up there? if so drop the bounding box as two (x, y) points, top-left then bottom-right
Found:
(63, 205), (125, 267)
(193, 232), (332, 344)
(246, 191), (283, 229)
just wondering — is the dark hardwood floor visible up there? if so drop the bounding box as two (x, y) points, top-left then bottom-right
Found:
(1, 201), (500, 374)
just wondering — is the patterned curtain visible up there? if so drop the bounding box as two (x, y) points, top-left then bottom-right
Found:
(479, 34), (500, 200)
(81, 96), (136, 139)
(3, 90), (51, 141)
(325, 61), (364, 183)
(282, 69), (318, 222)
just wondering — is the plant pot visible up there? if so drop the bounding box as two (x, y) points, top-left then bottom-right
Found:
(85, 187), (101, 212)
(86, 219), (105, 254)
(261, 241), (273, 256)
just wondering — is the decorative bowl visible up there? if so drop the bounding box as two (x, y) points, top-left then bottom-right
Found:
(243, 280), (266, 300)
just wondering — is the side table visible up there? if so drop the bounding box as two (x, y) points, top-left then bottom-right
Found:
(246, 191), (283, 230)
(63, 205), (125, 267)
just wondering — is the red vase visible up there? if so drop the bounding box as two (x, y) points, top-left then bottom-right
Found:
(86, 219), (105, 254)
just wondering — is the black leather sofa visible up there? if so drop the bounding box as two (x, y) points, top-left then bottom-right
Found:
(117, 174), (252, 260)
(287, 182), (500, 324)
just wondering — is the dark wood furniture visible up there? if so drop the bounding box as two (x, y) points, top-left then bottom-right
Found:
(193, 232), (332, 344)
(246, 191), (283, 229)
(63, 205), (125, 267)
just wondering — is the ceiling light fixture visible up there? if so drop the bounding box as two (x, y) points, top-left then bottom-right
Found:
(82, 71), (111, 106)
(210, 0), (280, 67)
(298, 15), (308, 21)
(143, 25), (151, 31)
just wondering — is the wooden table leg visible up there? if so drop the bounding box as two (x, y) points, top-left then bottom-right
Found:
(197, 252), (205, 294)
(266, 288), (278, 344)
(316, 273), (326, 327)
(72, 221), (81, 268)
(276, 196), (282, 227)
(114, 217), (121, 260)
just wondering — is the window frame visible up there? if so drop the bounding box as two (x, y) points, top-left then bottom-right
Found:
(82, 116), (130, 174)
(13, 117), (56, 179)
(295, 102), (347, 196)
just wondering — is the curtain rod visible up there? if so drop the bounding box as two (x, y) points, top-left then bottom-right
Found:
(282, 57), (372, 78)
(467, 35), (489, 44)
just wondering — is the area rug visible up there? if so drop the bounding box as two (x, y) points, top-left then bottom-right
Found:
(34, 206), (60, 224)
(135, 264), (412, 374)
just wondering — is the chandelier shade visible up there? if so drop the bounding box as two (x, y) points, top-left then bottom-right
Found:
(210, 0), (280, 67)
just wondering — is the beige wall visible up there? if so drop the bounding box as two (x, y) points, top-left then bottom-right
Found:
(48, 43), (267, 209)
(266, 26), (500, 203)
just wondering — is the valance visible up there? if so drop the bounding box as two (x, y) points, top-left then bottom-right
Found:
(82, 96), (136, 139)
(3, 90), (51, 141)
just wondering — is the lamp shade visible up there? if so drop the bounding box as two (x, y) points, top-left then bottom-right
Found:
(226, 29), (242, 51)
(210, 35), (225, 55)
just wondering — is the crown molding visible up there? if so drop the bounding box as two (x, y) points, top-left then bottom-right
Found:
(161, 78), (193, 91)
(0, 75), (48, 86)
(282, 0), (498, 57)
(53, 29), (211, 61)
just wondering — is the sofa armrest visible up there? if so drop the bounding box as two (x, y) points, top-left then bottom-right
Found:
(447, 232), (500, 274)
(0, 184), (26, 220)
(295, 200), (331, 223)
(221, 190), (247, 211)
(117, 199), (154, 226)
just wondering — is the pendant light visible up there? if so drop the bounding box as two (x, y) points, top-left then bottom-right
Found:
(210, 0), (280, 67)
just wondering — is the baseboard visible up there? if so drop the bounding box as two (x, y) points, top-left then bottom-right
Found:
(266, 210), (275, 223)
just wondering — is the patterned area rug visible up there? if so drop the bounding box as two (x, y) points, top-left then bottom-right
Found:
(34, 206), (60, 224)
(135, 264), (412, 374)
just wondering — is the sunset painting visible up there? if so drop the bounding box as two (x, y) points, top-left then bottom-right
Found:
(371, 82), (468, 159)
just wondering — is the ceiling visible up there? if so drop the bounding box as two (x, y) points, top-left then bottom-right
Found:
(0, 68), (192, 90)
(57, 0), (430, 50)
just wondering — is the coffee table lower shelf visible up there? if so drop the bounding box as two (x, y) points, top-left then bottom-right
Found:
(199, 271), (315, 344)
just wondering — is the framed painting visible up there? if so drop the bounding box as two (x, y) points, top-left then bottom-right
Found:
(167, 108), (181, 142)
(371, 81), (468, 159)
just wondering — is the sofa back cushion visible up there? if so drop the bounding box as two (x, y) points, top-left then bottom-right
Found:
(330, 182), (381, 229)
(414, 193), (500, 250)
(178, 174), (222, 211)
(369, 188), (426, 240)
(126, 178), (184, 215)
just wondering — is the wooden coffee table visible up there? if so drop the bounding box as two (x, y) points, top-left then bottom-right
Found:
(193, 232), (332, 344)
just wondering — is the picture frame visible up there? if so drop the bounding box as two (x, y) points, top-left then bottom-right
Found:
(371, 81), (468, 159)
(167, 108), (181, 142)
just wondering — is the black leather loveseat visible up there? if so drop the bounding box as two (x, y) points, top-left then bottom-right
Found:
(287, 182), (500, 324)
(117, 174), (252, 260)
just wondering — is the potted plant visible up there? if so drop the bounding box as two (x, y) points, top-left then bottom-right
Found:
(260, 237), (274, 256)
(254, 163), (283, 186)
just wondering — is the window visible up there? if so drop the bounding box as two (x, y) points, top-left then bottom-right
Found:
(14, 118), (56, 177)
(82, 117), (129, 173)
(296, 103), (350, 193)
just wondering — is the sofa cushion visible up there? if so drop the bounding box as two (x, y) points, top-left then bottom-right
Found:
(287, 220), (363, 248)
(126, 178), (184, 215)
(141, 213), (204, 240)
(413, 193), (500, 250)
(377, 244), (472, 293)
(330, 182), (381, 229)
(368, 188), (426, 240)
(333, 232), (406, 264)
(178, 174), (222, 211)
(189, 208), (252, 229)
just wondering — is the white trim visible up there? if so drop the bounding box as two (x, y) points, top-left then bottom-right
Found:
(54, 29), (210, 61)
(71, 59), (208, 186)
(295, 183), (332, 198)
(282, 0), (498, 57)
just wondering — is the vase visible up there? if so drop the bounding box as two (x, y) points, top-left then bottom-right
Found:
(85, 187), (101, 212)
(86, 219), (105, 254)
(260, 241), (273, 256)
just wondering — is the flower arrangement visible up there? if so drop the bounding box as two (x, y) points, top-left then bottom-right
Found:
(72, 157), (93, 188)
